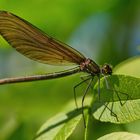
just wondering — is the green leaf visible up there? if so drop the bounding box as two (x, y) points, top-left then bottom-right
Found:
(35, 97), (92, 140)
(97, 132), (140, 140)
(35, 112), (82, 140)
(113, 56), (140, 78)
(54, 115), (82, 140)
(93, 74), (140, 123)
(35, 113), (66, 140)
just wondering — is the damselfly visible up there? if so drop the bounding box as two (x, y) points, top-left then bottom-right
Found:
(0, 11), (119, 126)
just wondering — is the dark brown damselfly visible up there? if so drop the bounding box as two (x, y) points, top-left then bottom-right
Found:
(0, 11), (125, 127)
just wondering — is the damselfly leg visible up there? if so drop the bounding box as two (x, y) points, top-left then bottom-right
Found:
(73, 75), (92, 108)
(98, 76), (130, 121)
(73, 75), (94, 127)
(81, 78), (93, 127)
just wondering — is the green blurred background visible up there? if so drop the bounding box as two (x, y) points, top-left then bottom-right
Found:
(0, 0), (140, 140)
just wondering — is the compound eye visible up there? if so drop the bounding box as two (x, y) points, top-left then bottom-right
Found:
(102, 64), (112, 75)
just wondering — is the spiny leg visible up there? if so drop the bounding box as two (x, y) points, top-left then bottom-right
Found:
(99, 102), (109, 120)
(97, 75), (118, 120)
(102, 76), (119, 121)
(73, 76), (92, 108)
(108, 88), (130, 106)
(82, 78), (93, 128)
(99, 102), (118, 121)
(80, 74), (94, 91)
(110, 94), (119, 121)
(104, 76), (130, 106)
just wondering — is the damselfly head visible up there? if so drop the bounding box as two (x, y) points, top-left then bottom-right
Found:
(101, 64), (112, 75)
